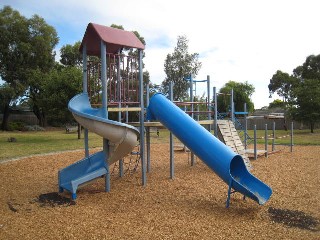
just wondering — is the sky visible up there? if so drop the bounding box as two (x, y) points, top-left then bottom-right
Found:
(2, 0), (320, 109)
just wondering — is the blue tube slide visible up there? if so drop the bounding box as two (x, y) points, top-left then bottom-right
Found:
(147, 93), (272, 205)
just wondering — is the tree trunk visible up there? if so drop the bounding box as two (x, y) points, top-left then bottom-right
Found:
(33, 105), (47, 127)
(310, 122), (314, 133)
(1, 103), (10, 131)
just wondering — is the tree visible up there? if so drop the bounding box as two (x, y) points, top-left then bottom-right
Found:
(269, 54), (320, 132)
(0, 83), (17, 130)
(60, 41), (82, 67)
(0, 6), (58, 129)
(217, 81), (255, 113)
(0, 6), (29, 130)
(163, 35), (202, 100)
(268, 99), (286, 109)
(289, 79), (320, 133)
(41, 66), (82, 126)
(268, 70), (297, 103)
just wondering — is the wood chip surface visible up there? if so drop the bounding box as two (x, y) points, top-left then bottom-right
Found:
(0, 144), (319, 239)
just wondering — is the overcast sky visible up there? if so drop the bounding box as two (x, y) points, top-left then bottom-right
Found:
(2, 0), (320, 108)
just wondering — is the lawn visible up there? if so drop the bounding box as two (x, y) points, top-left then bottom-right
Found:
(0, 129), (102, 161)
(0, 127), (319, 162)
(246, 128), (320, 145)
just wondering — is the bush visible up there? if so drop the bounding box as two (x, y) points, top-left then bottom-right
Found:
(24, 125), (45, 131)
(7, 121), (26, 131)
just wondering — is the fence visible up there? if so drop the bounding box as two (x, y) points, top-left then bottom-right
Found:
(0, 112), (39, 125)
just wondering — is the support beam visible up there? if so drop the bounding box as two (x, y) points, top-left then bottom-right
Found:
(82, 44), (89, 158)
(169, 81), (174, 179)
(138, 49), (146, 186)
(213, 87), (218, 137)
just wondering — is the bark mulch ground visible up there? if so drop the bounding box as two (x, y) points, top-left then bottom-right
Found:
(0, 144), (319, 239)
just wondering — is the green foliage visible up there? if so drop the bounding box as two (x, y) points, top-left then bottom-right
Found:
(0, 83), (15, 111)
(268, 70), (297, 103)
(162, 35), (202, 100)
(269, 54), (320, 132)
(217, 81), (255, 113)
(7, 121), (25, 131)
(42, 66), (82, 126)
(60, 41), (82, 67)
(0, 6), (58, 129)
(268, 99), (286, 109)
(289, 79), (320, 133)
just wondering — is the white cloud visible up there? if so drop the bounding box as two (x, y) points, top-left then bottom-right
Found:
(3, 0), (320, 108)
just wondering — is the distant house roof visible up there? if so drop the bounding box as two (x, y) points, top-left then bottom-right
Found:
(80, 23), (145, 56)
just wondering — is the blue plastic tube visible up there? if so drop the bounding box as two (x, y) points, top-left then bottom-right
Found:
(147, 93), (272, 205)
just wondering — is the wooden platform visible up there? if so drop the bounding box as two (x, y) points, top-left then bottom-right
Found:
(129, 120), (214, 127)
(217, 120), (252, 170)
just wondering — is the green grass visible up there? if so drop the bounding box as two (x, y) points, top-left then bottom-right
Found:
(0, 130), (102, 161)
(1, 128), (319, 162)
(245, 128), (320, 145)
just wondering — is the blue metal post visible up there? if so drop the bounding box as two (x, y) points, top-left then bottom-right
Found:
(117, 51), (123, 177)
(101, 40), (110, 192)
(244, 103), (247, 150)
(207, 75), (211, 132)
(169, 81), (174, 179)
(254, 125), (257, 160)
(138, 49), (146, 186)
(189, 74), (195, 166)
(82, 44), (89, 158)
(146, 83), (151, 173)
(101, 40), (108, 119)
(213, 87), (218, 137)
(196, 105), (200, 121)
(272, 121), (275, 151)
(146, 83), (150, 107)
(265, 124), (268, 158)
(290, 122), (293, 152)
(190, 74), (194, 119)
(231, 89), (234, 122)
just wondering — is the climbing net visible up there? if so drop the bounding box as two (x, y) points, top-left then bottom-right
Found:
(111, 145), (141, 176)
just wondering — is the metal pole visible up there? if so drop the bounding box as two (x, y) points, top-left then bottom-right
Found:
(146, 83), (150, 107)
(244, 103), (247, 150)
(189, 74), (195, 166)
(231, 89), (234, 123)
(82, 44), (89, 158)
(272, 121), (275, 151)
(117, 52), (123, 178)
(101, 40), (108, 119)
(254, 125), (257, 160)
(207, 75), (211, 132)
(138, 50), (146, 186)
(125, 106), (129, 123)
(82, 44), (88, 93)
(290, 122), (293, 152)
(146, 82), (151, 173)
(101, 40), (110, 192)
(146, 127), (151, 173)
(213, 87), (218, 137)
(169, 81), (174, 179)
(265, 124), (268, 158)
(190, 74), (194, 119)
(196, 105), (200, 121)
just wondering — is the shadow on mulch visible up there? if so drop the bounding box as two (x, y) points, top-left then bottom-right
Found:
(37, 192), (76, 207)
(268, 207), (319, 232)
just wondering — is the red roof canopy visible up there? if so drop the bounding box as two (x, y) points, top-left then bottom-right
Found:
(80, 23), (145, 56)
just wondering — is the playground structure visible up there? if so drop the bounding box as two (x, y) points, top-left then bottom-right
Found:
(58, 22), (272, 207)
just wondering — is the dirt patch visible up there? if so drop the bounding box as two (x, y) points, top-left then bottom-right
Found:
(37, 192), (76, 207)
(268, 207), (319, 232)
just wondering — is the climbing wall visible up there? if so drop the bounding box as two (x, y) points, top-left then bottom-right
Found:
(217, 120), (252, 170)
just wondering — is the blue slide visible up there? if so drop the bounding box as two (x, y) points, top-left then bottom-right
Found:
(147, 93), (272, 206)
(58, 93), (139, 199)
